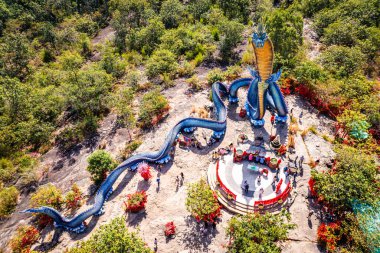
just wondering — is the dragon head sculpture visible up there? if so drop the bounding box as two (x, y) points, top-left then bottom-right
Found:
(252, 24), (268, 48)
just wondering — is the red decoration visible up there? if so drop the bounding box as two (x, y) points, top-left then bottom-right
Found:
(124, 191), (148, 212)
(239, 108), (247, 118)
(164, 221), (176, 237)
(138, 162), (153, 181)
(275, 178), (283, 194)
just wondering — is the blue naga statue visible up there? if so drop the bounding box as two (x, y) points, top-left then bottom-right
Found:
(22, 25), (288, 233)
(229, 24), (288, 126)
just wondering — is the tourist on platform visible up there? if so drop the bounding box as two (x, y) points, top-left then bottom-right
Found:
(259, 188), (264, 199)
(154, 238), (158, 252)
(257, 175), (261, 184)
(243, 180), (249, 193)
(299, 155), (305, 168)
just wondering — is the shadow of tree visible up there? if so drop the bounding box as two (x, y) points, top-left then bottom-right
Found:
(179, 216), (219, 252)
(126, 211), (147, 227)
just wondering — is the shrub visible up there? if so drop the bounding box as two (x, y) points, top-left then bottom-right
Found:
(177, 61), (195, 77)
(0, 186), (19, 218)
(125, 69), (142, 88)
(319, 45), (364, 78)
(227, 211), (295, 252)
(224, 65), (242, 82)
(138, 90), (170, 128)
(9, 225), (40, 253)
(0, 158), (16, 183)
(56, 125), (84, 150)
(67, 217), (152, 253)
(187, 75), (202, 91)
(124, 191), (147, 212)
(207, 68), (224, 85)
(30, 183), (63, 209)
(123, 140), (142, 158)
(185, 178), (221, 223)
(160, 0), (184, 29)
(101, 47), (128, 78)
(64, 183), (83, 210)
(294, 61), (328, 85)
(218, 0), (252, 23)
(146, 49), (178, 79)
(87, 150), (116, 185)
(218, 20), (244, 61)
(321, 20), (362, 47)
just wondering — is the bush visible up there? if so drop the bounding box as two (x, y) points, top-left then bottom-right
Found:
(264, 8), (303, 69)
(122, 140), (142, 159)
(294, 61), (328, 85)
(146, 49), (178, 79)
(67, 217), (152, 253)
(218, 0), (252, 23)
(0, 158), (16, 183)
(136, 18), (165, 56)
(227, 211), (295, 252)
(124, 191), (147, 212)
(207, 68), (224, 85)
(138, 90), (170, 128)
(125, 69), (142, 88)
(9, 225), (40, 253)
(185, 178), (221, 223)
(321, 20), (362, 47)
(30, 183), (63, 209)
(101, 47), (128, 78)
(87, 150), (116, 185)
(177, 61), (195, 77)
(160, 0), (184, 29)
(187, 75), (202, 91)
(224, 65), (242, 82)
(0, 186), (19, 218)
(319, 45), (365, 78)
(218, 20), (244, 61)
(64, 183), (83, 210)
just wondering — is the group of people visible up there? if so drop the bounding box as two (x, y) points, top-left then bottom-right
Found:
(243, 180), (264, 199)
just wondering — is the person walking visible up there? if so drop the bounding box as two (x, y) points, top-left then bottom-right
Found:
(257, 175), (261, 184)
(154, 238), (158, 252)
(156, 174), (160, 187)
(243, 180), (249, 193)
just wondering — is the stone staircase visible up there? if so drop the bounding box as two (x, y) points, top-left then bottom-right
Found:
(207, 164), (290, 215)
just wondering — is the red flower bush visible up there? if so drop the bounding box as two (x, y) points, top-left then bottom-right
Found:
(124, 191), (147, 212)
(308, 178), (317, 197)
(10, 225), (40, 253)
(317, 222), (341, 252)
(164, 221), (176, 237)
(138, 163), (152, 181)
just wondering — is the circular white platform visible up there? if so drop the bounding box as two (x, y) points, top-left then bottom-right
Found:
(217, 153), (289, 206)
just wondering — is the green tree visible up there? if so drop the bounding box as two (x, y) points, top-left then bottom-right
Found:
(138, 90), (169, 128)
(312, 146), (379, 212)
(218, 0), (252, 23)
(0, 186), (19, 218)
(218, 20), (244, 62)
(264, 8), (303, 69)
(136, 17), (165, 55)
(319, 45), (364, 78)
(111, 87), (136, 140)
(187, 0), (212, 20)
(110, 0), (150, 53)
(0, 158), (16, 183)
(294, 61), (328, 85)
(321, 20), (362, 47)
(226, 211), (295, 252)
(63, 68), (113, 119)
(67, 217), (152, 253)
(159, 0), (184, 29)
(146, 49), (178, 78)
(0, 33), (31, 79)
(185, 178), (221, 223)
(87, 150), (116, 185)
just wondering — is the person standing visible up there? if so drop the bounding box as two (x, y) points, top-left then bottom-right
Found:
(156, 174), (161, 188)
